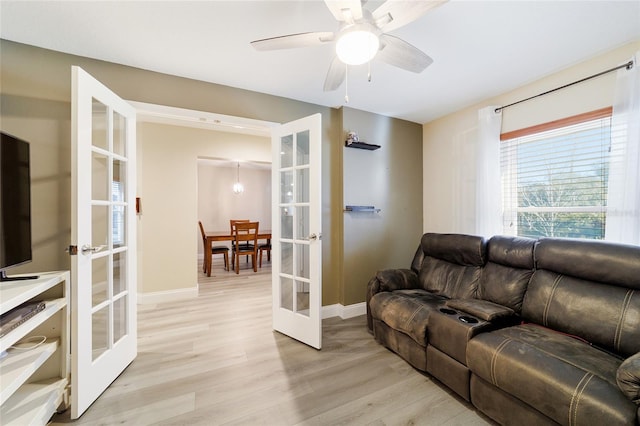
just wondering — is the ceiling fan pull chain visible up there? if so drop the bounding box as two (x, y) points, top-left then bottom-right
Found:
(368, 61), (372, 83)
(344, 64), (349, 103)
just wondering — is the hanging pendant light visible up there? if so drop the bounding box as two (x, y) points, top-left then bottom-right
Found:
(232, 162), (244, 194)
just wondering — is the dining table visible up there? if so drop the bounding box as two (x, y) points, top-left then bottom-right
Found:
(204, 230), (272, 276)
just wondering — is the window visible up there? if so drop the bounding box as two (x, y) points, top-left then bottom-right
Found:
(501, 109), (612, 239)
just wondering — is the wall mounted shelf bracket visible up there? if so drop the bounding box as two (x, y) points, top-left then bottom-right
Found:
(344, 205), (381, 213)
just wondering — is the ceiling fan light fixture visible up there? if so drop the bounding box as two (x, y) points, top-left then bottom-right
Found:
(336, 29), (380, 65)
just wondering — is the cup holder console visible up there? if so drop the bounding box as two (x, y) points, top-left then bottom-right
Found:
(458, 315), (479, 324)
(439, 307), (480, 325)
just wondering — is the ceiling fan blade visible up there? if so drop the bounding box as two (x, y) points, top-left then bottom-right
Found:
(251, 32), (334, 51)
(324, 56), (346, 91)
(324, 0), (363, 23)
(373, 0), (448, 32)
(377, 34), (433, 73)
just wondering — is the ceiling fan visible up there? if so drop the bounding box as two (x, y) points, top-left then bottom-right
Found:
(250, 0), (448, 92)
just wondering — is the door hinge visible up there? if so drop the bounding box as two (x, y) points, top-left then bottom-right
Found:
(66, 245), (78, 255)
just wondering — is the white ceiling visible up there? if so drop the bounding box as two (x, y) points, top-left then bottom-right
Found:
(1, 1), (639, 124)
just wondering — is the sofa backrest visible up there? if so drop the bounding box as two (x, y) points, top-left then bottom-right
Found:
(522, 238), (640, 357)
(414, 233), (487, 299)
(478, 236), (536, 314)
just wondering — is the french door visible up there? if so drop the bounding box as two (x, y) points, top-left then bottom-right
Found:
(70, 66), (137, 418)
(271, 114), (323, 349)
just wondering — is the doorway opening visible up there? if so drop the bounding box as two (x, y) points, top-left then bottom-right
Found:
(130, 101), (276, 295)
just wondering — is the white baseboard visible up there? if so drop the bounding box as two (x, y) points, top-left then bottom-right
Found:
(322, 302), (366, 319)
(138, 285), (199, 305)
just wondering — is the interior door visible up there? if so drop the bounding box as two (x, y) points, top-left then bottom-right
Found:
(70, 66), (137, 418)
(271, 113), (322, 349)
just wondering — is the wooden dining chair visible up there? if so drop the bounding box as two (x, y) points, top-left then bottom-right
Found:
(198, 221), (229, 273)
(230, 219), (251, 266)
(258, 242), (271, 267)
(232, 221), (259, 274)
(229, 219), (250, 235)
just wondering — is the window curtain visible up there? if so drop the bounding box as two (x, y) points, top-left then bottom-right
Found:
(475, 106), (503, 237)
(605, 51), (640, 245)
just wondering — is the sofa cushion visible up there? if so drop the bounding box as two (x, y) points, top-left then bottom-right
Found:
(407, 233), (487, 299)
(618, 352), (640, 405)
(523, 269), (640, 357)
(368, 289), (446, 346)
(478, 236), (535, 314)
(420, 233), (487, 267)
(467, 324), (637, 425)
(535, 238), (640, 290)
(419, 257), (483, 299)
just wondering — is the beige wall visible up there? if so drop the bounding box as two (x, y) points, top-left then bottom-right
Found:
(342, 107), (423, 305)
(422, 41), (640, 234)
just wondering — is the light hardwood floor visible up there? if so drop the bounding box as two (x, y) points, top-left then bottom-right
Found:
(51, 258), (493, 425)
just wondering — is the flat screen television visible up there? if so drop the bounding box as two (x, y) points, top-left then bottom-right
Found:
(0, 132), (37, 281)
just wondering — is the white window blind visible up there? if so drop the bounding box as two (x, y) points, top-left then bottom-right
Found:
(501, 114), (612, 239)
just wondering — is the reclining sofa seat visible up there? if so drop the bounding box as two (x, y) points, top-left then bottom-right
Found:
(367, 233), (537, 401)
(366, 233), (487, 371)
(426, 235), (536, 401)
(467, 238), (640, 425)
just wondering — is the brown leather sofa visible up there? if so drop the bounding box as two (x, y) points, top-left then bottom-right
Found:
(366, 233), (640, 425)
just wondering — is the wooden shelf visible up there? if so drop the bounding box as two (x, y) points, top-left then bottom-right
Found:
(0, 271), (70, 425)
(344, 205), (381, 213)
(0, 378), (67, 425)
(0, 339), (59, 405)
(0, 299), (66, 353)
(345, 141), (381, 150)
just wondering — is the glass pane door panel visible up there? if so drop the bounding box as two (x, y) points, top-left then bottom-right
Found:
(281, 208), (293, 239)
(113, 205), (125, 249)
(280, 277), (293, 311)
(296, 130), (310, 166)
(113, 251), (126, 295)
(281, 134), (293, 168)
(296, 244), (310, 279)
(281, 242), (293, 275)
(112, 159), (125, 201)
(296, 168), (309, 203)
(296, 281), (310, 317)
(296, 206), (309, 239)
(114, 296), (127, 344)
(92, 98), (108, 150)
(113, 111), (126, 156)
(92, 255), (108, 307)
(92, 205), (109, 247)
(92, 152), (109, 201)
(92, 305), (109, 361)
(280, 170), (293, 203)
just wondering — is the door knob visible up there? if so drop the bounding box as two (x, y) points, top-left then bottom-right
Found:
(308, 233), (321, 241)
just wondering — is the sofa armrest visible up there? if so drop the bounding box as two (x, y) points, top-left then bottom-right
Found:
(445, 299), (515, 322)
(366, 269), (419, 332)
(617, 352), (640, 405)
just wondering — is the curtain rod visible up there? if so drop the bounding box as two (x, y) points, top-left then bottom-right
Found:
(494, 60), (634, 114)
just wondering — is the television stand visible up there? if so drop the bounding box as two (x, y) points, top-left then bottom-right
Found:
(0, 271), (39, 281)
